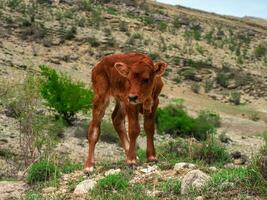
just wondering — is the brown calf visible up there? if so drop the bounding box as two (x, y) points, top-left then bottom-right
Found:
(84, 52), (167, 173)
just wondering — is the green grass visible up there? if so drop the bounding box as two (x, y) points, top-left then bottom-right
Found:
(158, 178), (181, 197)
(190, 159), (267, 198)
(27, 160), (60, 184)
(155, 105), (216, 140)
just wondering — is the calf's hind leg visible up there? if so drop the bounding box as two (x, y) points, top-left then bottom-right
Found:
(84, 73), (109, 173)
(112, 100), (129, 154)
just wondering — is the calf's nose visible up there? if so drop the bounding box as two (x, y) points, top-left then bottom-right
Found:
(128, 95), (138, 102)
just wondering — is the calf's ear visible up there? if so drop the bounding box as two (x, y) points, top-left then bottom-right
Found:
(154, 61), (167, 76)
(114, 62), (129, 77)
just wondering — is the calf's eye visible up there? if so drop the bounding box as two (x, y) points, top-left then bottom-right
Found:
(142, 78), (149, 84)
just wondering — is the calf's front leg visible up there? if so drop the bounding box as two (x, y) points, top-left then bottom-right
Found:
(144, 98), (158, 162)
(126, 106), (140, 165)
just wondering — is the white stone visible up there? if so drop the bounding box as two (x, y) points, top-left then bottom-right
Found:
(181, 170), (210, 195)
(209, 167), (217, 172)
(104, 169), (121, 176)
(174, 162), (196, 172)
(73, 179), (96, 195)
(42, 187), (56, 193)
(140, 165), (158, 174)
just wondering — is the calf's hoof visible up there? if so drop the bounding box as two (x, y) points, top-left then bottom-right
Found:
(148, 157), (158, 164)
(84, 166), (94, 176)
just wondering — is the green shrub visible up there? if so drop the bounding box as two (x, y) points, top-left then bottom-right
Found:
(27, 160), (59, 184)
(142, 16), (155, 26)
(61, 26), (77, 41)
(39, 65), (93, 125)
(181, 68), (195, 80)
(229, 91), (241, 105)
(172, 16), (181, 29)
(60, 160), (82, 174)
(197, 111), (220, 127)
(172, 56), (180, 65)
(158, 21), (168, 32)
(196, 160), (267, 197)
(119, 21), (128, 32)
(192, 135), (230, 165)
(86, 36), (100, 47)
(159, 178), (181, 197)
(24, 191), (43, 200)
(7, 0), (22, 9)
(191, 83), (201, 93)
(184, 29), (201, 41)
(249, 111), (260, 121)
(216, 72), (229, 87)
(173, 75), (182, 84)
(204, 79), (214, 93)
(96, 172), (129, 192)
(255, 44), (267, 59)
(156, 105), (215, 140)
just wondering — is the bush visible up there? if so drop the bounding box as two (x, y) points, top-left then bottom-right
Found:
(197, 110), (220, 127)
(4, 74), (63, 166)
(192, 135), (230, 165)
(196, 160), (267, 197)
(61, 26), (77, 40)
(158, 21), (168, 32)
(96, 173), (129, 192)
(172, 16), (181, 29)
(159, 178), (181, 197)
(60, 160), (82, 174)
(181, 68), (195, 80)
(119, 21), (128, 32)
(204, 79), (214, 93)
(86, 36), (100, 47)
(184, 29), (201, 41)
(27, 160), (59, 184)
(229, 91), (241, 105)
(216, 72), (229, 88)
(39, 65), (93, 125)
(155, 105), (215, 140)
(191, 83), (200, 93)
(255, 44), (267, 59)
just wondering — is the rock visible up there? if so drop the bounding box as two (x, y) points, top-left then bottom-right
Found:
(174, 162), (196, 172)
(0, 181), (29, 200)
(233, 157), (247, 165)
(193, 74), (202, 82)
(227, 81), (238, 89)
(43, 187), (57, 193)
(208, 167), (217, 172)
(224, 163), (238, 168)
(219, 132), (232, 143)
(181, 170), (210, 195)
(140, 165), (158, 174)
(73, 179), (96, 196)
(231, 151), (242, 159)
(218, 181), (234, 190)
(104, 169), (121, 176)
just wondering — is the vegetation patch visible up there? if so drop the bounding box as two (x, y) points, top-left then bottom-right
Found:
(39, 65), (93, 125)
(27, 160), (60, 184)
(156, 105), (216, 140)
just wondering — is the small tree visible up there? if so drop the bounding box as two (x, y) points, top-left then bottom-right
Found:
(39, 65), (93, 125)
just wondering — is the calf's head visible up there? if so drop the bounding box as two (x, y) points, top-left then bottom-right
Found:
(114, 60), (167, 104)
